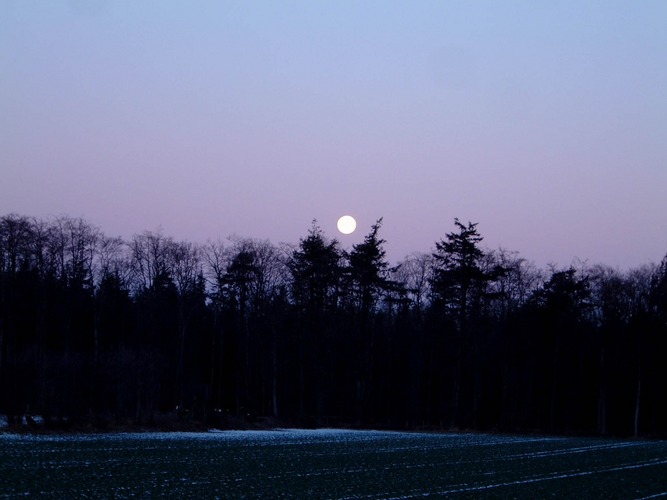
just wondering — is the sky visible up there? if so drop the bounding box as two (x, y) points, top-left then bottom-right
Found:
(2, 1), (666, 269)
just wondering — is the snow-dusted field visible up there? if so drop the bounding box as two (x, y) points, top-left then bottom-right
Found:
(1, 429), (666, 498)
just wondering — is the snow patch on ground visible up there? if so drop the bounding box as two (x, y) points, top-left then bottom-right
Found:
(2, 428), (666, 498)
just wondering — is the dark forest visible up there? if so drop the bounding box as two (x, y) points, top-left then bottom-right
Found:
(1, 213), (665, 437)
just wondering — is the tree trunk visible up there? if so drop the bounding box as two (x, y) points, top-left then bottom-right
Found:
(451, 347), (461, 429)
(549, 345), (559, 432)
(597, 346), (607, 435)
(177, 300), (187, 409)
(634, 364), (641, 438)
(272, 327), (278, 417)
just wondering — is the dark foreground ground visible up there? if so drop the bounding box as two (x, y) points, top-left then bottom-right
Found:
(1, 429), (666, 498)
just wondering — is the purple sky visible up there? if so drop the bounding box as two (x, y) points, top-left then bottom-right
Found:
(2, 1), (666, 268)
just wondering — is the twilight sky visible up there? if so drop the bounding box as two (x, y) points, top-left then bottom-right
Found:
(2, 1), (666, 268)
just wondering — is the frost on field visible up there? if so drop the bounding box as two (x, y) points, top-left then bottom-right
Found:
(0, 430), (666, 498)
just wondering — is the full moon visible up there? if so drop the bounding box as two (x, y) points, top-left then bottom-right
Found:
(337, 215), (357, 235)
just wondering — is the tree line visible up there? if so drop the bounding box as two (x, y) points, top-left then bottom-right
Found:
(1, 213), (665, 436)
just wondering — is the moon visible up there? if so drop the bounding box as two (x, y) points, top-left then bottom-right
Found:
(337, 215), (357, 235)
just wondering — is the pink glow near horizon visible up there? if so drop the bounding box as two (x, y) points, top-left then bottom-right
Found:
(2, 1), (666, 268)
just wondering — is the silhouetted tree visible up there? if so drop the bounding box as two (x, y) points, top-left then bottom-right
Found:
(529, 267), (593, 431)
(0, 214), (36, 424)
(289, 221), (343, 419)
(394, 252), (433, 318)
(430, 219), (495, 428)
(347, 218), (395, 422)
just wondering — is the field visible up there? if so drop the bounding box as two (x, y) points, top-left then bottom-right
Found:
(1, 429), (666, 498)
